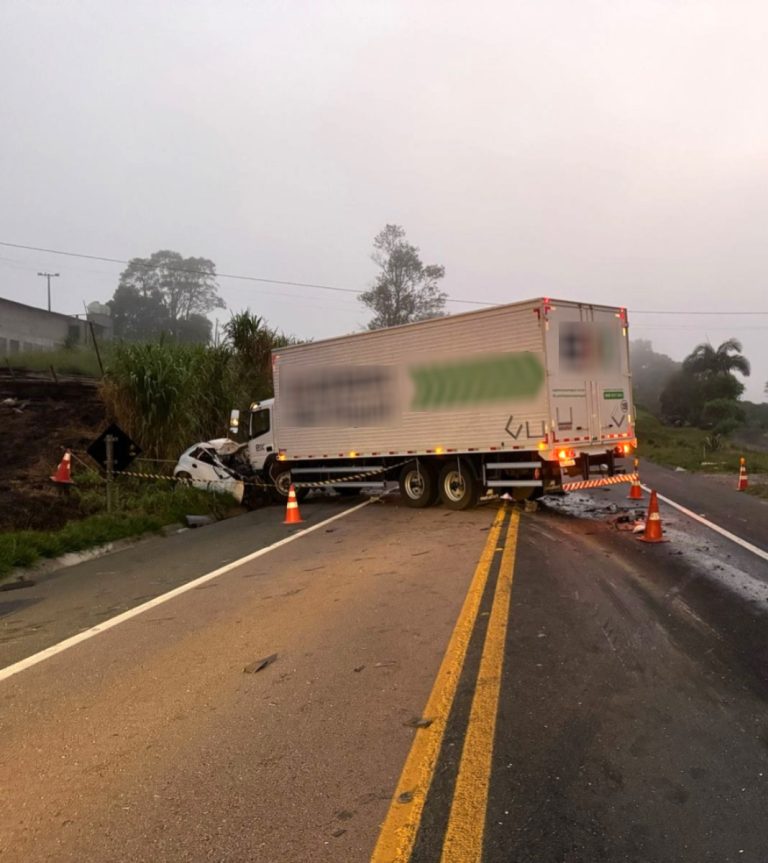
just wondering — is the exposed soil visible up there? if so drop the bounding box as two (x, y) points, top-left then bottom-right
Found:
(1, 372), (107, 531)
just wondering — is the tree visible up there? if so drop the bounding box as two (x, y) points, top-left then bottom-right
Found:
(359, 225), (447, 329)
(660, 338), (750, 427)
(109, 250), (225, 342)
(223, 309), (296, 399)
(109, 283), (169, 342)
(682, 338), (751, 378)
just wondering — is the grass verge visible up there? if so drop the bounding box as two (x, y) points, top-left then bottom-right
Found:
(7, 345), (107, 377)
(0, 475), (237, 581)
(636, 407), (768, 474)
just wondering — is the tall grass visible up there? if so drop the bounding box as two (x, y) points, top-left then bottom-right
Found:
(8, 312), (293, 461)
(101, 342), (240, 459)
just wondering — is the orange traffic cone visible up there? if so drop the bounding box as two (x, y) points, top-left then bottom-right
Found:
(638, 490), (667, 543)
(50, 449), (74, 485)
(737, 457), (748, 492)
(283, 484), (303, 524)
(627, 458), (644, 501)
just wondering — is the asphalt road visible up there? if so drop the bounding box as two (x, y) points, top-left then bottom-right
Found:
(0, 496), (353, 667)
(638, 459), (767, 554)
(1, 477), (767, 862)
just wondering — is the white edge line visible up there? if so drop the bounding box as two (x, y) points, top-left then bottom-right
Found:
(0, 499), (371, 684)
(641, 485), (768, 563)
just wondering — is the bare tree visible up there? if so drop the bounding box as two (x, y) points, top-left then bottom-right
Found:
(359, 225), (446, 329)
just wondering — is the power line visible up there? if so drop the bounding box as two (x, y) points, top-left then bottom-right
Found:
(0, 240), (362, 295)
(2, 240), (767, 315)
(0, 239), (490, 307)
(629, 309), (768, 315)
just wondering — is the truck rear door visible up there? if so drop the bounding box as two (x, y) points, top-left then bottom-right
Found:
(544, 302), (599, 446)
(545, 302), (632, 447)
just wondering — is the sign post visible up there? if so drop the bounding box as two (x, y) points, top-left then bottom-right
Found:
(105, 434), (115, 514)
(87, 424), (141, 514)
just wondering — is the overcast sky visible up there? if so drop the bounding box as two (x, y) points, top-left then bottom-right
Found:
(1, 0), (766, 401)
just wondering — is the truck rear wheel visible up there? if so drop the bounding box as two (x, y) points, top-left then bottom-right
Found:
(399, 462), (438, 508)
(438, 460), (479, 510)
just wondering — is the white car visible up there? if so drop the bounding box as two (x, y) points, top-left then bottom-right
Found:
(173, 440), (246, 504)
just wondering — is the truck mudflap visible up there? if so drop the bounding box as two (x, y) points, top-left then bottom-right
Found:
(562, 473), (638, 492)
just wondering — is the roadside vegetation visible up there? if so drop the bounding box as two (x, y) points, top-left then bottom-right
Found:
(1, 227), (445, 574)
(0, 474), (236, 581)
(5, 345), (107, 377)
(2, 309), (294, 577)
(636, 408), (768, 473)
(632, 340), (768, 497)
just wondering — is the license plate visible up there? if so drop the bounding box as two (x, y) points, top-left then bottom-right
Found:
(559, 458), (576, 467)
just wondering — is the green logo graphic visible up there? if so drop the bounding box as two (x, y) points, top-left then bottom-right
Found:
(410, 352), (544, 410)
(603, 389), (624, 400)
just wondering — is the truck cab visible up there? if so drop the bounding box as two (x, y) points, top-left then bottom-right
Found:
(230, 399), (276, 472)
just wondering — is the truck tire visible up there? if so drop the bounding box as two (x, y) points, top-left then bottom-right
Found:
(438, 460), (479, 510)
(269, 464), (309, 504)
(399, 462), (438, 508)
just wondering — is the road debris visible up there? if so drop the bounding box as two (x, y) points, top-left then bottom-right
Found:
(243, 653), (278, 674)
(403, 716), (434, 729)
(185, 515), (214, 528)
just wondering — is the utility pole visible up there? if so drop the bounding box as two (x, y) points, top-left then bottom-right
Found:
(37, 272), (60, 312)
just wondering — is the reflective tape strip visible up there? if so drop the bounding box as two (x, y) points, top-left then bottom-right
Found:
(118, 471), (268, 488)
(562, 473), (637, 492)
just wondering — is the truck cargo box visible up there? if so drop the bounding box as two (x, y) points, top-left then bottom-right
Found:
(272, 298), (634, 462)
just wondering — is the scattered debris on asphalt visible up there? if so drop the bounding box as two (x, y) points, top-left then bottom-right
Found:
(403, 716), (434, 729)
(243, 653), (278, 674)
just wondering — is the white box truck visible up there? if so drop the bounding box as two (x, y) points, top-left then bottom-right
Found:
(237, 297), (636, 509)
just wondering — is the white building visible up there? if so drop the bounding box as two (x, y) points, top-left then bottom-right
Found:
(0, 296), (112, 355)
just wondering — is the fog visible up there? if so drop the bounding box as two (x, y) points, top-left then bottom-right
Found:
(1, 0), (766, 401)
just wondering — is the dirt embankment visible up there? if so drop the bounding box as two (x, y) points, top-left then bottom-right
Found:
(0, 373), (106, 531)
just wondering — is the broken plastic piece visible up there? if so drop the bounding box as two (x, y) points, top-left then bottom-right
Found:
(243, 653), (278, 674)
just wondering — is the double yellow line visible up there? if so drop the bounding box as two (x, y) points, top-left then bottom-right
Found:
(370, 505), (521, 863)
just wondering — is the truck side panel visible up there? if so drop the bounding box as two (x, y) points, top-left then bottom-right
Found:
(273, 301), (550, 459)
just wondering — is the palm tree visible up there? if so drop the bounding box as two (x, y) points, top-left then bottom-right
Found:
(682, 338), (751, 377)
